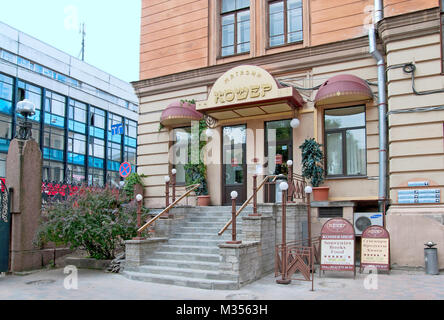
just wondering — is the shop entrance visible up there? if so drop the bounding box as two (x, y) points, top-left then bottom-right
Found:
(264, 119), (293, 202)
(222, 125), (247, 205)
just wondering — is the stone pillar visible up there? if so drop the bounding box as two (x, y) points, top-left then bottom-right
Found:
(218, 241), (261, 289)
(124, 238), (168, 268)
(6, 138), (42, 272)
(241, 215), (276, 274)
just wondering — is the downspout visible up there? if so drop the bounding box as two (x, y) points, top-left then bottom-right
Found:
(368, 0), (387, 213)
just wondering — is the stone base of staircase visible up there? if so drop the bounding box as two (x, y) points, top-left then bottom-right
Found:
(122, 206), (253, 290)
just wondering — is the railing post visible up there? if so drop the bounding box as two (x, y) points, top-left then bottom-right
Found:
(249, 174), (260, 216)
(164, 175), (170, 208)
(277, 181), (291, 285)
(305, 186), (313, 249)
(227, 191), (241, 244)
(287, 160), (293, 202)
(171, 169), (176, 203)
(133, 194), (145, 240)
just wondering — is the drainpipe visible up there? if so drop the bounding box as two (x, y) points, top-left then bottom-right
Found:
(368, 0), (387, 213)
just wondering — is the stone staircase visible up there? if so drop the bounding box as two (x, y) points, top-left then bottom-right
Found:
(122, 206), (252, 290)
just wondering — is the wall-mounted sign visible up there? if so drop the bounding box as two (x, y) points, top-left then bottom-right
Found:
(111, 123), (124, 135)
(360, 226), (390, 272)
(397, 189), (441, 204)
(275, 154), (283, 165)
(407, 181), (429, 187)
(320, 218), (356, 276)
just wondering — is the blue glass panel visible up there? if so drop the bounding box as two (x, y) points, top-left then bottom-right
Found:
(107, 161), (120, 172)
(89, 157), (104, 169)
(108, 132), (121, 143)
(69, 120), (86, 134)
(45, 114), (65, 128)
(0, 139), (10, 153)
(68, 152), (85, 165)
(51, 149), (64, 161)
(124, 137), (137, 147)
(90, 127), (105, 139)
(43, 148), (50, 159)
(0, 99), (12, 114)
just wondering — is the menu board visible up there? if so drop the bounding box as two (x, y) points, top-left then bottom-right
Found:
(320, 218), (355, 275)
(360, 226), (390, 271)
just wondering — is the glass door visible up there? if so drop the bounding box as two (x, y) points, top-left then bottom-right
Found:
(222, 125), (247, 205)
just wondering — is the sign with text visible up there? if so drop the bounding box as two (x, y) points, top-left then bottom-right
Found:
(360, 226), (390, 271)
(320, 218), (355, 274)
(275, 154), (283, 165)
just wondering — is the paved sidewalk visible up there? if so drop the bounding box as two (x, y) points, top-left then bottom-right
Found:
(0, 268), (442, 300)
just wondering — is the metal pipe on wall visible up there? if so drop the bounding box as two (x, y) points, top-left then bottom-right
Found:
(369, 0), (387, 213)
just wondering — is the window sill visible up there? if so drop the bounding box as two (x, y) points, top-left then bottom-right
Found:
(325, 175), (368, 180)
(216, 51), (250, 61)
(265, 40), (303, 51)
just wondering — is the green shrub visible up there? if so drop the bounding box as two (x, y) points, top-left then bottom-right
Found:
(36, 186), (149, 260)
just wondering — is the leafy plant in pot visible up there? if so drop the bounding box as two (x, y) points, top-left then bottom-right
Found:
(184, 118), (211, 206)
(299, 138), (329, 201)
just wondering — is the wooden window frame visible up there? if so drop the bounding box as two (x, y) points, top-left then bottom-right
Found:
(266, 0), (303, 49)
(323, 105), (367, 179)
(219, 0), (251, 58)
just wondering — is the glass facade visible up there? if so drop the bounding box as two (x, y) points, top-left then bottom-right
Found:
(0, 72), (137, 187)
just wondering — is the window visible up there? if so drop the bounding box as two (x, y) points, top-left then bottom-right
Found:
(68, 99), (87, 134)
(89, 106), (106, 139)
(43, 126), (65, 162)
(221, 0), (250, 57)
(88, 168), (104, 187)
(172, 127), (191, 184)
(42, 160), (64, 183)
(89, 137), (105, 160)
(67, 164), (85, 184)
(268, 0), (303, 47)
(67, 132), (86, 165)
(324, 106), (366, 177)
(265, 119), (292, 175)
(0, 74), (13, 115)
(0, 153), (6, 178)
(45, 91), (65, 129)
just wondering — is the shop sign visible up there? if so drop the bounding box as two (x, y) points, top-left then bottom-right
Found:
(320, 218), (356, 275)
(360, 225), (390, 271)
(275, 154), (283, 165)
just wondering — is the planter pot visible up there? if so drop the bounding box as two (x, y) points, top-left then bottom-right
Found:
(312, 186), (329, 201)
(197, 195), (211, 206)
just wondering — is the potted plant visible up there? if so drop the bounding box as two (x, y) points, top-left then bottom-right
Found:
(300, 138), (329, 201)
(184, 118), (211, 206)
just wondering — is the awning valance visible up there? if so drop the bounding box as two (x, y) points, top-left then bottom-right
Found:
(314, 74), (373, 107)
(160, 101), (203, 127)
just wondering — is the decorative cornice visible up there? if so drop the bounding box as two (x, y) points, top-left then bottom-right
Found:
(378, 7), (440, 44)
(132, 36), (371, 98)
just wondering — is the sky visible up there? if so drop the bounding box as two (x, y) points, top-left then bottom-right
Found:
(0, 0), (141, 83)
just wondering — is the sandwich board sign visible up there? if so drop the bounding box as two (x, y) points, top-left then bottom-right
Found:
(320, 218), (356, 277)
(360, 225), (390, 273)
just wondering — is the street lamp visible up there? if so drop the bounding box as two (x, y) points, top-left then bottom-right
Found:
(304, 186), (313, 248)
(277, 181), (291, 284)
(228, 191), (241, 244)
(134, 194), (144, 240)
(290, 118), (300, 129)
(16, 99), (36, 140)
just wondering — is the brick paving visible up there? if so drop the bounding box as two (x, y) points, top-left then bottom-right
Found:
(0, 267), (442, 300)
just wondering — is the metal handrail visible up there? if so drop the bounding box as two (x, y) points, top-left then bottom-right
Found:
(138, 183), (200, 233)
(218, 175), (280, 236)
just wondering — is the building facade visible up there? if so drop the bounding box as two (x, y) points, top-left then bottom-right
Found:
(0, 21), (138, 188)
(134, 0), (444, 268)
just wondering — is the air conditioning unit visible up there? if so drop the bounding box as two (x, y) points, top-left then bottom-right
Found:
(353, 212), (384, 236)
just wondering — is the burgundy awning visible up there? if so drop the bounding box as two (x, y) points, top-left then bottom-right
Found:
(160, 101), (203, 127)
(314, 74), (373, 107)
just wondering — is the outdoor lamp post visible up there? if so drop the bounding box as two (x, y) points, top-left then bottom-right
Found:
(134, 194), (144, 240)
(277, 181), (291, 284)
(16, 99), (36, 140)
(171, 169), (176, 202)
(287, 160), (293, 202)
(305, 186), (313, 248)
(228, 190), (241, 244)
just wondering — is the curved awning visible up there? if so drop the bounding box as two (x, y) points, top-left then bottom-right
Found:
(196, 65), (304, 121)
(160, 101), (203, 127)
(314, 74), (373, 107)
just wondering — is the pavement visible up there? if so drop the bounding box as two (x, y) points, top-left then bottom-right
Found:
(0, 267), (443, 300)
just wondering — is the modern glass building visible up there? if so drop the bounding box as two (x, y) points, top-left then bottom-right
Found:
(0, 21), (138, 187)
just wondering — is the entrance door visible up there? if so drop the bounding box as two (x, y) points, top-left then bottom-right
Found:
(264, 119), (293, 203)
(0, 179), (10, 272)
(222, 125), (247, 205)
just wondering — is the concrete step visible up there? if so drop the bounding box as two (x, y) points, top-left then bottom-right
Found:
(159, 244), (220, 255)
(168, 238), (225, 247)
(173, 233), (233, 240)
(178, 226), (226, 233)
(122, 270), (238, 290)
(143, 258), (220, 271)
(134, 265), (236, 281)
(151, 251), (221, 263)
